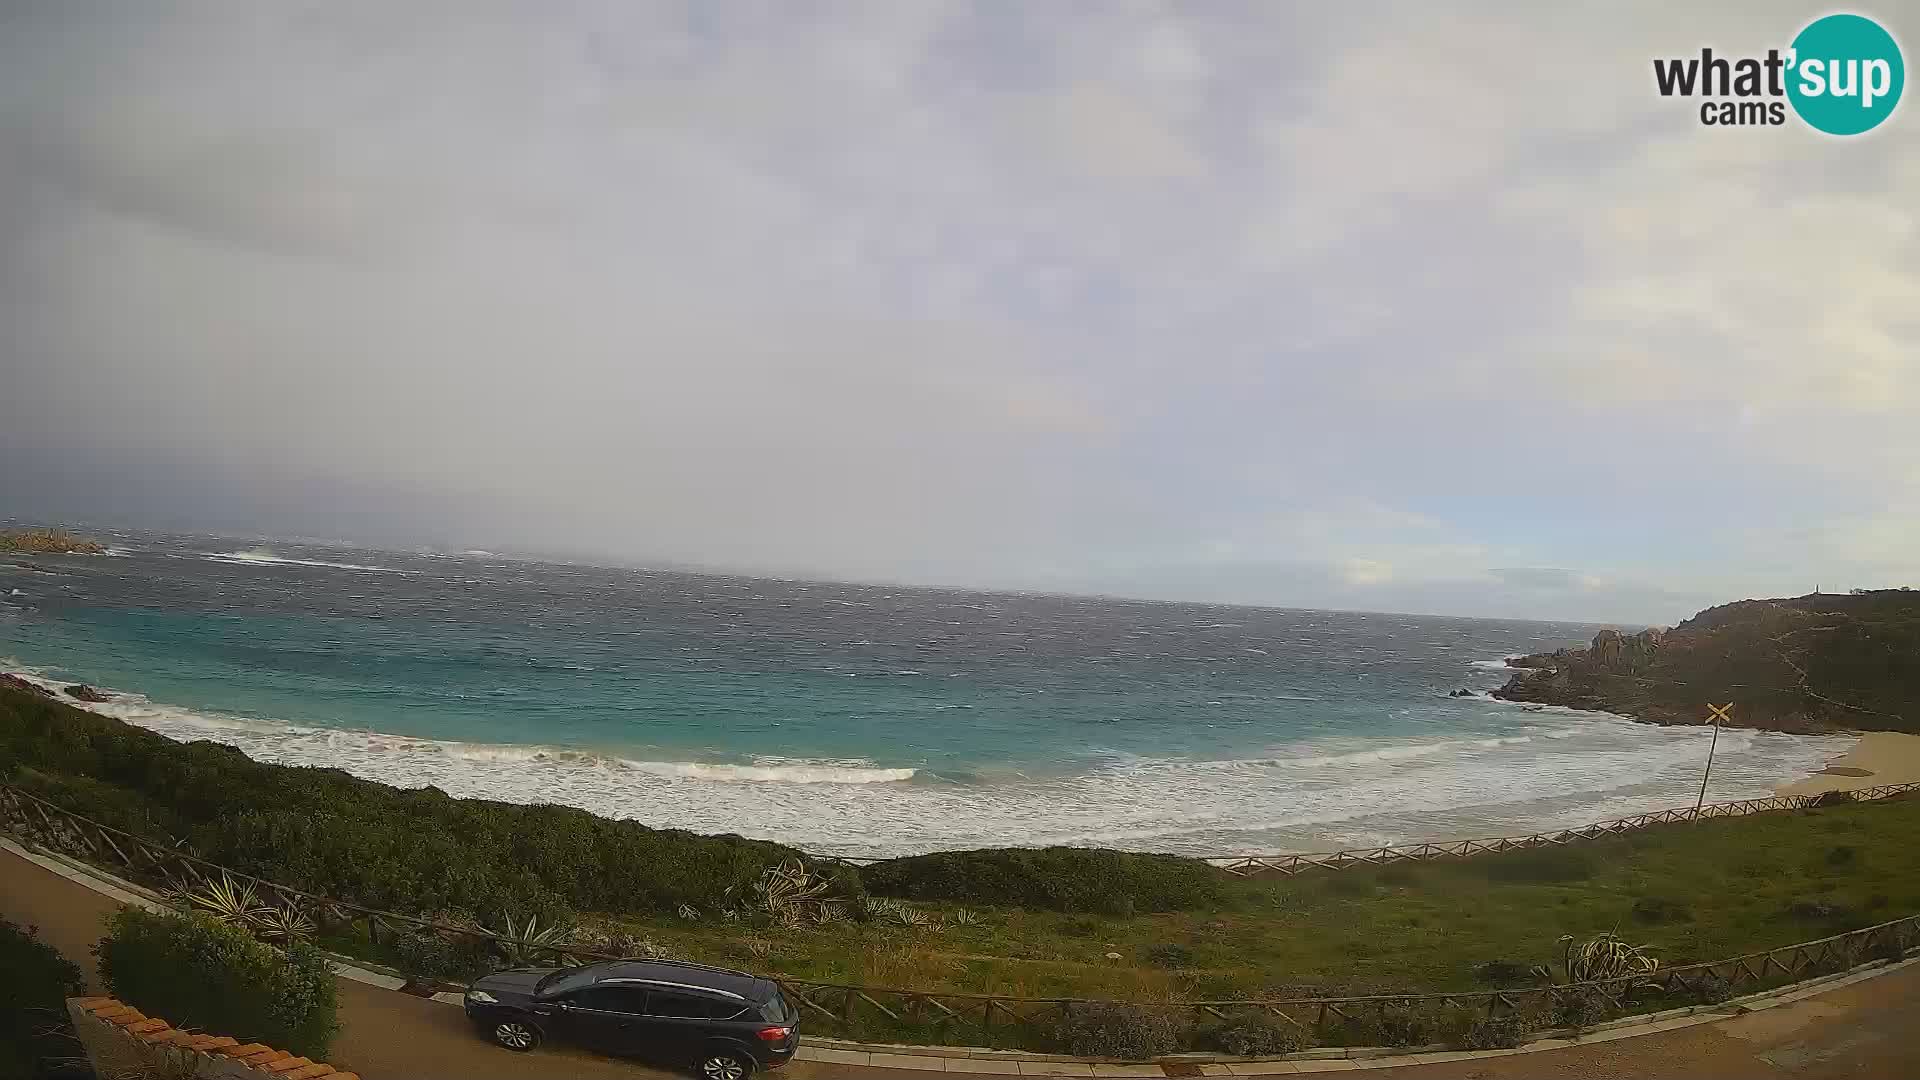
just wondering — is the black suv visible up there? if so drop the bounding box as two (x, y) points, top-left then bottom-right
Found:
(464, 959), (799, 1078)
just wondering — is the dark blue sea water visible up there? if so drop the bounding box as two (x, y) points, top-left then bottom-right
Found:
(0, 532), (1844, 856)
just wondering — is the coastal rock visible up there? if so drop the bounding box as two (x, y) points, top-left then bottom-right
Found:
(64, 684), (111, 703)
(1, 673), (56, 697)
(0, 528), (107, 555)
(1448, 688), (1477, 698)
(1491, 590), (1920, 735)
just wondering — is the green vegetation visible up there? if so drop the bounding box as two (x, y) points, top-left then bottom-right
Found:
(0, 684), (807, 923)
(0, 528), (105, 555)
(1, 919), (85, 1080)
(1196, 1012), (1310, 1055)
(1498, 589), (1920, 732)
(579, 795), (1920, 1011)
(6, 683), (1920, 1053)
(95, 907), (338, 1060)
(1046, 1003), (1184, 1058)
(861, 846), (1223, 913)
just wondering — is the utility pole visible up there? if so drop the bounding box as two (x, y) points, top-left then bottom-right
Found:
(1694, 702), (1733, 815)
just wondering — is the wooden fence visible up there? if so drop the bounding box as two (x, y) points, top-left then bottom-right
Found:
(3, 780), (1914, 1051)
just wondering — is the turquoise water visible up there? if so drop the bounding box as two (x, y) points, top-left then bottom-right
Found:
(0, 533), (1846, 856)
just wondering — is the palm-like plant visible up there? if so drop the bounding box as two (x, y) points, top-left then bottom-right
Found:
(1559, 933), (1660, 983)
(250, 903), (317, 943)
(726, 860), (845, 928)
(182, 873), (270, 928)
(483, 913), (579, 967)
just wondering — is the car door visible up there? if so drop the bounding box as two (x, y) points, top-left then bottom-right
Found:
(629, 989), (746, 1064)
(549, 986), (652, 1054)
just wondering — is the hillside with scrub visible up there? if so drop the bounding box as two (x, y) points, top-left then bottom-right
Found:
(1494, 589), (1920, 733)
(5, 680), (1920, 1045)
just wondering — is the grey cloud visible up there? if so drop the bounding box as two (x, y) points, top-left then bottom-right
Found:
(2, 1), (1915, 624)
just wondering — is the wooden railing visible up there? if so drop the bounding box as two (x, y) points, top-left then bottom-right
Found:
(779, 915), (1914, 1043)
(3, 781), (1914, 1052)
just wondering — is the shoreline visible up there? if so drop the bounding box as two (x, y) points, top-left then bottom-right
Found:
(1777, 731), (1920, 795)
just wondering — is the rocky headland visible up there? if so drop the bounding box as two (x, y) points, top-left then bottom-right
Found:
(1491, 589), (1920, 734)
(0, 528), (106, 555)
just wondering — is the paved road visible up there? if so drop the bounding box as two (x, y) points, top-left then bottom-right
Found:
(6, 844), (1917, 1079)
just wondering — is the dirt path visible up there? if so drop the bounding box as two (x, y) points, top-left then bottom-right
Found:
(6, 843), (1918, 1079)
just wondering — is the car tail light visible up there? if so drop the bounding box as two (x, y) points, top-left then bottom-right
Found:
(756, 1026), (792, 1041)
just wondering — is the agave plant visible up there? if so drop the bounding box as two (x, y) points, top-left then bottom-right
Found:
(1559, 933), (1660, 983)
(249, 903), (317, 943)
(483, 913), (580, 967)
(893, 906), (931, 928)
(726, 859), (846, 929)
(676, 903), (702, 922)
(948, 908), (981, 927)
(853, 895), (903, 922)
(182, 873), (270, 928)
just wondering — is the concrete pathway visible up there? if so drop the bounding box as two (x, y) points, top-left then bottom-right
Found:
(6, 841), (1917, 1079)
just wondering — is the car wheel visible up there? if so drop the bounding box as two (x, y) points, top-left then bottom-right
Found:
(491, 1019), (542, 1052)
(694, 1049), (753, 1080)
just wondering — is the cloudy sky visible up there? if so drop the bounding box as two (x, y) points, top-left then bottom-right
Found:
(1, 2), (1915, 623)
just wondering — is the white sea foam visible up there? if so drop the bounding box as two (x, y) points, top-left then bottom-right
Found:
(1469, 656), (1524, 670)
(8, 666), (1851, 859)
(200, 548), (411, 574)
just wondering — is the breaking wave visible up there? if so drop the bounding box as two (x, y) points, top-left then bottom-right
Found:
(200, 549), (410, 574)
(3, 667), (1849, 859)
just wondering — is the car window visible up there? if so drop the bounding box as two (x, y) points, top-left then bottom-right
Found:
(566, 987), (648, 1015)
(645, 990), (742, 1019)
(760, 992), (796, 1024)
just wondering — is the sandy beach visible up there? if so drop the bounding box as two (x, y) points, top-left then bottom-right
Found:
(1777, 731), (1920, 795)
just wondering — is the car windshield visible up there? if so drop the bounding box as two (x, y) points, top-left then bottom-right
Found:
(533, 963), (607, 997)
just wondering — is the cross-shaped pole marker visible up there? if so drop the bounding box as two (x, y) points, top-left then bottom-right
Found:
(1694, 703), (1733, 815)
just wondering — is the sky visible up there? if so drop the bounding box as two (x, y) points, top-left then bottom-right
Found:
(1, 2), (1916, 625)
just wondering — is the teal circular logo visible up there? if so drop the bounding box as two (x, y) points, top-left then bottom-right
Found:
(1787, 14), (1904, 135)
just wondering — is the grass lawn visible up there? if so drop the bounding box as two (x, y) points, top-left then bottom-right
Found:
(594, 795), (1920, 1003)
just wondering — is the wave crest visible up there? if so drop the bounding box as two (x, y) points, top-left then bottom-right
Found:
(201, 549), (409, 574)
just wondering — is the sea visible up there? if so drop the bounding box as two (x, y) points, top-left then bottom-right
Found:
(0, 531), (1848, 858)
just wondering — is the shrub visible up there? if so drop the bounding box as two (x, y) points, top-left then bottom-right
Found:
(1871, 928), (1911, 964)
(1144, 943), (1193, 968)
(1046, 1002), (1185, 1059)
(1473, 959), (1537, 986)
(1810, 790), (1856, 807)
(1198, 1011), (1309, 1055)
(861, 847), (1224, 912)
(2, 920), (84, 1080)
(1786, 897), (1848, 920)
(1459, 1011), (1537, 1050)
(1476, 846), (1595, 883)
(95, 907), (338, 1059)
(1685, 972), (1734, 1004)
(1370, 1003), (1437, 1047)
(1550, 987), (1612, 1030)
(390, 929), (492, 984)
(1631, 896), (1692, 924)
